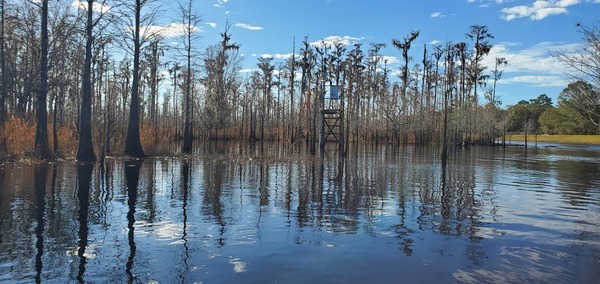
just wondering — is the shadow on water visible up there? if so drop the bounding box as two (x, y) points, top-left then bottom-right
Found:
(124, 160), (142, 283)
(76, 163), (93, 283)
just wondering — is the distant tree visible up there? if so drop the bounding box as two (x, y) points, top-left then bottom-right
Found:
(257, 56), (274, 145)
(285, 39), (297, 142)
(490, 57), (507, 105)
(297, 37), (315, 142)
(466, 25), (493, 102)
(454, 42), (468, 107)
(506, 94), (553, 133)
(179, 0), (201, 153)
(539, 104), (596, 134)
(202, 23), (240, 138)
(392, 30), (419, 99)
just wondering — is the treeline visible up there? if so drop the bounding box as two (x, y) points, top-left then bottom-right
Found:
(506, 82), (599, 137)
(0, 0), (597, 161)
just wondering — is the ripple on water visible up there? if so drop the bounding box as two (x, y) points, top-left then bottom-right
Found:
(453, 246), (575, 283)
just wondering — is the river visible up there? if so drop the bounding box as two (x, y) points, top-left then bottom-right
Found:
(1, 142), (599, 283)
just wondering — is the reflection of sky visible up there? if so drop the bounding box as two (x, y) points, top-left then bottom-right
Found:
(0, 145), (599, 283)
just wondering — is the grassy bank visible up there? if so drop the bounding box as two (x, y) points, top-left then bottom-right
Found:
(505, 134), (600, 145)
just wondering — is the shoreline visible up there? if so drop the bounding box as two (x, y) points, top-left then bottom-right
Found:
(503, 134), (600, 145)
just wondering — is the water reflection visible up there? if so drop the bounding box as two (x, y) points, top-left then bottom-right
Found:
(124, 160), (141, 283)
(34, 164), (48, 284)
(76, 164), (93, 282)
(0, 143), (599, 283)
(202, 158), (227, 247)
(0, 166), (4, 248)
(179, 160), (190, 282)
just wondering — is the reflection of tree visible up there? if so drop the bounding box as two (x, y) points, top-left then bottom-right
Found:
(178, 161), (190, 281)
(124, 160), (142, 283)
(76, 164), (93, 282)
(259, 163), (269, 207)
(34, 164), (48, 284)
(296, 162), (311, 228)
(99, 162), (114, 226)
(313, 158), (324, 227)
(555, 159), (600, 207)
(0, 167), (4, 247)
(145, 163), (156, 223)
(202, 160), (227, 247)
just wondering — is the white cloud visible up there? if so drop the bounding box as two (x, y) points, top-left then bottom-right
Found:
(429, 40), (441, 45)
(557, 0), (580, 7)
(480, 41), (581, 88)
(430, 12), (444, 18)
(500, 0), (581, 21)
(72, 0), (111, 13)
(260, 53), (294, 59)
(310, 35), (364, 47)
(239, 68), (258, 73)
(481, 41), (579, 74)
(142, 23), (201, 38)
(235, 23), (264, 31)
(213, 0), (229, 8)
(206, 22), (217, 28)
(374, 55), (400, 65)
(499, 75), (567, 86)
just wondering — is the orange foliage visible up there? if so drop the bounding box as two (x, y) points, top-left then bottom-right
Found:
(0, 117), (78, 159)
(0, 117), (35, 156)
(50, 124), (78, 157)
(140, 123), (176, 155)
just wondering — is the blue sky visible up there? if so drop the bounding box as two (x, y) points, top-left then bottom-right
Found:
(150, 0), (600, 106)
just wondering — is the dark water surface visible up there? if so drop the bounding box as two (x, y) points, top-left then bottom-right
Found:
(1, 143), (599, 283)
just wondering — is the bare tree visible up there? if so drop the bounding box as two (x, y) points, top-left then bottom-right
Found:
(490, 57), (507, 105)
(35, 0), (51, 159)
(392, 31), (419, 99)
(257, 56), (274, 146)
(555, 24), (600, 126)
(179, 0), (201, 153)
(0, 0), (6, 123)
(202, 23), (240, 139)
(117, 0), (161, 158)
(77, 0), (112, 162)
(466, 25), (493, 103)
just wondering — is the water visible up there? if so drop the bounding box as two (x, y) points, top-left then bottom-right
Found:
(1, 143), (599, 283)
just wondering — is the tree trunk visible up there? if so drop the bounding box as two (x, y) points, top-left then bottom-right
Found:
(182, 25), (192, 153)
(0, 0), (7, 123)
(52, 95), (59, 156)
(35, 0), (51, 160)
(124, 0), (145, 158)
(77, 0), (96, 162)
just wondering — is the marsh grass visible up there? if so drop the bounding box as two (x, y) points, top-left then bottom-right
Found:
(506, 134), (600, 145)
